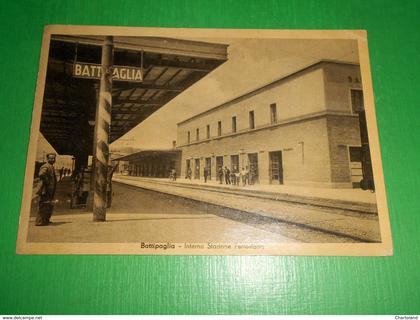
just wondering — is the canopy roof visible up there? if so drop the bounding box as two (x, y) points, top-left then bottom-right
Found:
(40, 35), (228, 155)
(114, 149), (181, 162)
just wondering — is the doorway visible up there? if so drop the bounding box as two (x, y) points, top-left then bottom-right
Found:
(248, 153), (259, 184)
(194, 158), (200, 179)
(205, 157), (212, 180)
(269, 151), (283, 184)
(186, 159), (190, 177)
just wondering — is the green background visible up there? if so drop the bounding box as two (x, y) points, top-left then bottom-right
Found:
(1, 0), (419, 315)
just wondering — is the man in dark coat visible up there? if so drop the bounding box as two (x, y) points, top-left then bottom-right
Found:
(224, 166), (231, 185)
(59, 167), (64, 181)
(36, 153), (57, 226)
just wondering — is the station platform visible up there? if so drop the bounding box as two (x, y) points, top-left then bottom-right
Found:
(27, 175), (381, 243)
(113, 175), (378, 214)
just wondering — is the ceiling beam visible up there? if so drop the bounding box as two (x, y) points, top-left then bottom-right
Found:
(111, 111), (143, 115)
(112, 99), (165, 106)
(42, 113), (79, 118)
(50, 36), (229, 61)
(112, 82), (184, 93)
(41, 117), (77, 124)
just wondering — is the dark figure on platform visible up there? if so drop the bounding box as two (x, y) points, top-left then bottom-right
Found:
(241, 167), (248, 186)
(36, 153), (57, 226)
(246, 166), (250, 184)
(74, 165), (91, 207)
(224, 166), (231, 184)
(230, 169), (236, 186)
(186, 167), (192, 180)
(204, 166), (209, 183)
(59, 167), (64, 181)
(107, 163), (118, 208)
(169, 168), (177, 181)
(249, 166), (257, 185)
(218, 167), (224, 184)
(233, 166), (240, 186)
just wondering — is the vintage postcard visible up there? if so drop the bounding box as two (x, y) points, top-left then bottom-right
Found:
(16, 25), (392, 255)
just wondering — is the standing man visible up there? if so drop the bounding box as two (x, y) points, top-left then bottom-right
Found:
(249, 165), (256, 185)
(171, 168), (177, 181)
(107, 163), (118, 208)
(36, 153), (57, 226)
(218, 166), (224, 184)
(244, 166), (250, 186)
(59, 167), (64, 181)
(241, 167), (247, 186)
(186, 166), (192, 180)
(234, 166), (240, 186)
(224, 166), (231, 185)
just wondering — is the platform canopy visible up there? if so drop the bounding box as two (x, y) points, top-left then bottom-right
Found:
(40, 35), (228, 156)
(115, 149), (181, 162)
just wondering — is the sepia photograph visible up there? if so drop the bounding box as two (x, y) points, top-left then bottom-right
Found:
(16, 26), (392, 255)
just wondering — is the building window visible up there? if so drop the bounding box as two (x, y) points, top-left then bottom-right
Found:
(249, 110), (255, 129)
(194, 158), (200, 179)
(232, 116), (237, 133)
(187, 131), (190, 144)
(196, 128), (200, 141)
(218, 121), (222, 136)
(206, 125), (210, 139)
(270, 103), (277, 124)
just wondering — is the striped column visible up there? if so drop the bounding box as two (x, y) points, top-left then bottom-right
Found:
(93, 36), (113, 221)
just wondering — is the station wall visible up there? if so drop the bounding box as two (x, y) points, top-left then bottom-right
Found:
(177, 61), (364, 188)
(177, 65), (326, 146)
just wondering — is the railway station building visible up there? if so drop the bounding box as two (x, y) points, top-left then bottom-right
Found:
(116, 149), (181, 178)
(177, 60), (373, 189)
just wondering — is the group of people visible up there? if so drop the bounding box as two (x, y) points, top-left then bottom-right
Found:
(217, 166), (255, 186)
(184, 166), (212, 183)
(184, 165), (257, 186)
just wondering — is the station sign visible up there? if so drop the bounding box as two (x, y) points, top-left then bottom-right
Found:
(73, 62), (143, 82)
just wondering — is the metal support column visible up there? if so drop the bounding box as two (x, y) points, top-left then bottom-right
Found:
(93, 36), (113, 221)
